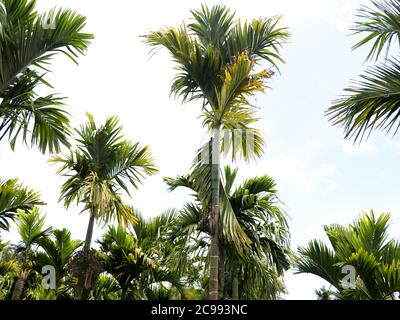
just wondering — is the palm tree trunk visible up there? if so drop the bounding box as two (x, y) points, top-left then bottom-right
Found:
(218, 244), (225, 299)
(75, 209), (96, 300)
(232, 264), (239, 300)
(209, 126), (220, 300)
(11, 268), (28, 300)
(84, 210), (96, 252)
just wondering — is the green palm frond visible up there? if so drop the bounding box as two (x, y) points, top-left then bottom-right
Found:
(35, 228), (82, 280)
(0, 0), (93, 153)
(296, 240), (342, 289)
(226, 16), (289, 69)
(352, 0), (400, 61)
(188, 4), (234, 49)
(92, 273), (121, 300)
(297, 210), (400, 300)
(0, 178), (44, 230)
(326, 57), (400, 142)
(16, 207), (51, 248)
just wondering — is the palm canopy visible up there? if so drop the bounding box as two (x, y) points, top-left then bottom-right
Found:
(296, 211), (400, 300)
(144, 4), (288, 160)
(326, 0), (400, 143)
(0, 0), (92, 153)
(50, 114), (158, 227)
(0, 178), (43, 230)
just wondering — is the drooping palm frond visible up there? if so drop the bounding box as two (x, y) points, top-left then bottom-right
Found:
(326, 57), (400, 143)
(0, 0), (93, 153)
(296, 239), (342, 288)
(0, 178), (44, 230)
(352, 0), (400, 61)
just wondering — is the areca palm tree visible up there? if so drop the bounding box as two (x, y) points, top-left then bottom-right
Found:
(296, 211), (400, 300)
(0, 0), (92, 153)
(50, 114), (158, 299)
(326, 0), (400, 142)
(165, 165), (291, 299)
(0, 178), (43, 230)
(34, 228), (83, 298)
(11, 207), (51, 300)
(144, 3), (289, 299)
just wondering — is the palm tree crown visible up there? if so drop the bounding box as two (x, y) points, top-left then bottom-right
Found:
(51, 114), (158, 227)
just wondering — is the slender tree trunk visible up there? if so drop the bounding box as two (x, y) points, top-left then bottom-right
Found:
(232, 264), (239, 300)
(218, 244), (225, 299)
(83, 211), (96, 252)
(121, 288), (128, 300)
(208, 126), (220, 300)
(75, 209), (96, 300)
(11, 267), (28, 300)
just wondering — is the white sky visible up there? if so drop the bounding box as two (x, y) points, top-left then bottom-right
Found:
(2, 0), (400, 299)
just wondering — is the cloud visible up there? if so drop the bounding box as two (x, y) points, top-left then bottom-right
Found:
(339, 140), (378, 156)
(263, 157), (338, 193)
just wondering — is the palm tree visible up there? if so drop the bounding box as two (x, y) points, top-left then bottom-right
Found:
(165, 165), (291, 299)
(144, 3), (289, 299)
(326, 0), (400, 143)
(34, 228), (83, 298)
(50, 114), (158, 299)
(0, 0), (92, 153)
(296, 211), (400, 300)
(0, 178), (43, 230)
(11, 207), (51, 300)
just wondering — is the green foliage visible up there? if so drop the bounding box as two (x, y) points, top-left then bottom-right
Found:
(165, 165), (292, 299)
(0, 178), (43, 230)
(34, 228), (82, 288)
(0, 0), (93, 153)
(16, 207), (51, 249)
(352, 0), (400, 61)
(327, 0), (400, 143)
(296, 211), (400, 300)
(50, 114), (158, 227)
(144, 4), (288, 161)
(98, 210), (182, 299)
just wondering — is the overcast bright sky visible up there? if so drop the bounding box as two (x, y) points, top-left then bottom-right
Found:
(1, 0), (400, 299)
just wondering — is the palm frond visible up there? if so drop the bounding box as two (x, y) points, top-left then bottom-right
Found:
(326, 57), (400, 142)
(352, 0), (400, 61)
(0, 0), (93, 153)
(0, 178), (43, 230)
